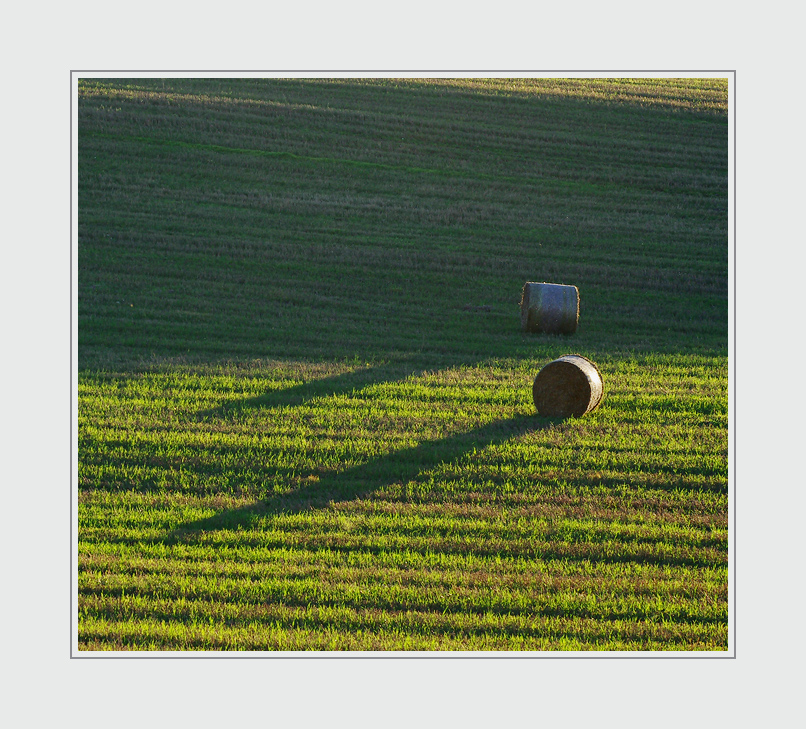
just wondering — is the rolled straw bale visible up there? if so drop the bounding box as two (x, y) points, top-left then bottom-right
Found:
(520, 282), (579, 334)
(532, 354), (603, 417)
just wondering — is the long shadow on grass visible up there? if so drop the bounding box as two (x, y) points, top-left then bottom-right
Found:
(168, 412), (556, 542)
(194, 359), (437, 422)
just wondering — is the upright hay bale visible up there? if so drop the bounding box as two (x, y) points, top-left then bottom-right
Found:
(520, 282), (579, 334)
(532, 354), (603, 417)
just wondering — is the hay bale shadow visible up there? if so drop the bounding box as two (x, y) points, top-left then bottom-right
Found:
(166, 412), (560, 542)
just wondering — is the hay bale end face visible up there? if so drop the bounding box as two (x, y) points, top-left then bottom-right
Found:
(532, 354), (604, 418)
(520, 282), (579, 334)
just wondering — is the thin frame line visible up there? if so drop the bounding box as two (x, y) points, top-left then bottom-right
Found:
(732, 71), (737, 658)
(70, 70), (74, 659)
(71, 71), (735, 659)
(71, 69), (737, 73)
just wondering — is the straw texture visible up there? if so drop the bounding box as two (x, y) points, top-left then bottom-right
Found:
(532, 354), (604, 417)
(520, 282), (579, 334)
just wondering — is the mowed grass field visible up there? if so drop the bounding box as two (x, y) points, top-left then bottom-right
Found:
(77, 77), (729, 651)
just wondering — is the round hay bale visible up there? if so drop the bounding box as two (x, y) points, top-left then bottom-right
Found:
(532, 354), (603, 417)
(520, 282), (579, 334)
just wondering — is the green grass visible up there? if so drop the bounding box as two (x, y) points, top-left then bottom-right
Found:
(77, 76), (729, 651)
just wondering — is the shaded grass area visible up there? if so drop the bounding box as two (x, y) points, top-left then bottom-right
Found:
(79, 77), (726, 366)
(77, 77), (728, 651)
